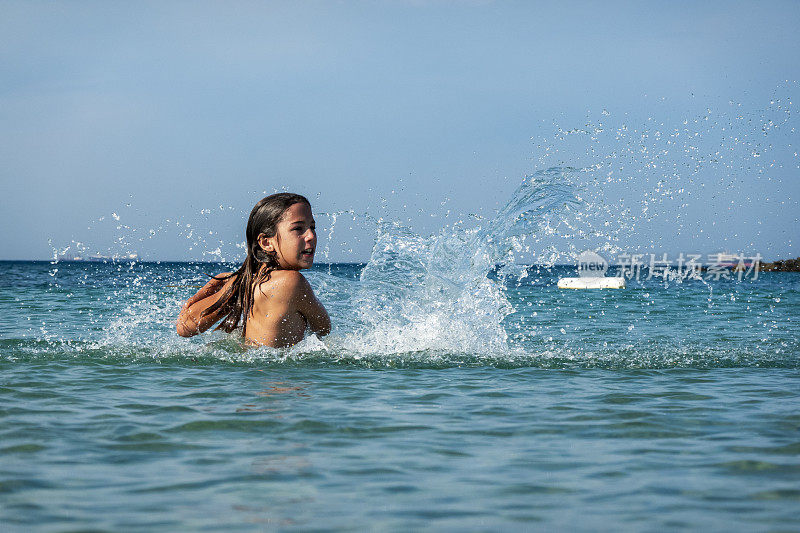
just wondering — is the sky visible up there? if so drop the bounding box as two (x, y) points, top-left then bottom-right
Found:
(1, 0), (799, 262)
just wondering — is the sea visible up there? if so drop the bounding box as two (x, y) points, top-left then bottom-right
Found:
(2, 170), (800, 530)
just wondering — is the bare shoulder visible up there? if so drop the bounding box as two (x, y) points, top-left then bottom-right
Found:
(254, 270), (311, 300)
(253, 270), (329, 337)
(268, 269), (310, 291)
(270, 269), (308, 285)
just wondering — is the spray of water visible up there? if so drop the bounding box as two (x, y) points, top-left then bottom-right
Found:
(315, 167), (580, 358)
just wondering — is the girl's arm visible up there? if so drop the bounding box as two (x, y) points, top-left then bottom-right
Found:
(176, 272), (236, 337)
(288, 272), (331, 337)
(297, 285), (331, 337)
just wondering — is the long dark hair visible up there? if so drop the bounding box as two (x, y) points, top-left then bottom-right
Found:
(200, 193), (311, 337)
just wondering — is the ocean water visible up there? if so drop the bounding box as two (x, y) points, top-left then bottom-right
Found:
(2, 171), (800, 530)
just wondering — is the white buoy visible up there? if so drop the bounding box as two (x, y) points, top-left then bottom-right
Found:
(557, 276), (626, 289)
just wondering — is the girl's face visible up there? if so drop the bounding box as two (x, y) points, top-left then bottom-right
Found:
(259, 202), (317, 270)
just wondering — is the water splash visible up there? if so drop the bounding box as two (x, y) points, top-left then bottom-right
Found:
(530, 92), (798, 260)
(326, 167), (579, 357)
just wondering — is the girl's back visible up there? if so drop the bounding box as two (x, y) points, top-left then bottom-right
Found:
(245, 270), (316, 347)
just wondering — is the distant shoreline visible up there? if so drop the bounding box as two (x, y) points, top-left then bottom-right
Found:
(760, 257), (800, 272)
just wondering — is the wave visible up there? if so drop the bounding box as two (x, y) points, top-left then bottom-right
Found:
(2, 336), (797, 370)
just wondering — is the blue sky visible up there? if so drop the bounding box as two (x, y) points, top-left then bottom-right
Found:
(1, 0), (798, 262)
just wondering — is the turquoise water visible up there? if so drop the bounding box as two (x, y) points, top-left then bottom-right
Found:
(1, 259), (799, 530)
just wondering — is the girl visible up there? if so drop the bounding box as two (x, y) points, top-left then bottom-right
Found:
(176, 193), (331, 348)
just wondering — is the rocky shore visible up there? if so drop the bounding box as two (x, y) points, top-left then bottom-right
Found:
(760, 257), (800, 272)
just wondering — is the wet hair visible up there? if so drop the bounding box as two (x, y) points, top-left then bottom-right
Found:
(200, 193), (311, 337)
